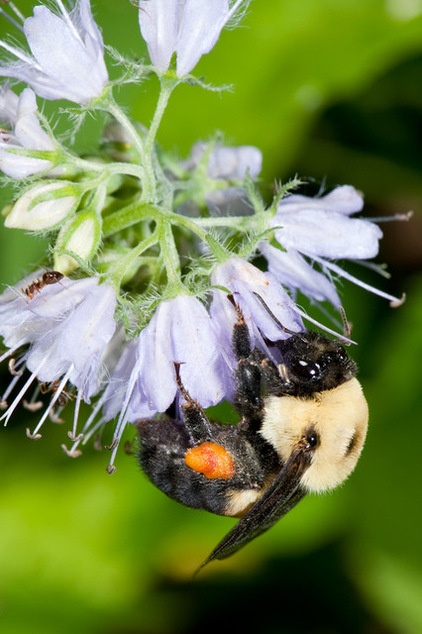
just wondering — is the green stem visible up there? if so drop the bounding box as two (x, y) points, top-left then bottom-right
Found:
(157, 220), (182, 288)
(167, 211), (228, 262)
(103, 200), (154, 237)
(107, 231), (159, 288)
(144, 77), (177, 156)
(195, 215), (261, 229)
(68, 154), (145, 181)
(98, 94), (156, 201)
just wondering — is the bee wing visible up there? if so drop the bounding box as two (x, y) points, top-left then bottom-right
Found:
(198, 447), (311, 569)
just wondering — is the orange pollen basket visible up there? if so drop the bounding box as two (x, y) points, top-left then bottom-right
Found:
(185, 442), (235, 480)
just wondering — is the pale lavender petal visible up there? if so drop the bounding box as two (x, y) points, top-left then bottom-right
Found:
(0, 151), (51, 178)
(134, 304), (175, 413)
(78, 0), (106, 54)
(274, 209), (383, 260)
(279, 185), (364, 217)
(209, 145), (262, 180)
(188, 142), (262, 180)
(0, 83), (19, 121)
(211, 258), (304, 353)
(0, 87), (55, 177)
(13, 88), (55, 150)
(102, 338), (139, 421)
(260, 243), (340, 306)
(23, 5), (107, 102)
(27, 277), (99, 318)
(25, 282), (117, 398)
(167, 295), (228, 405)
(0, 274), (117, 400)
(0, 0), (108, 103)
(176, 0), (230, 76)
(138, 0), (178, 71)
(126, 294), (230, 417)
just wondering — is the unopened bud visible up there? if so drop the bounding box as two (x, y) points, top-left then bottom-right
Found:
(54, 208), (102, 273)
(4, 181), (79, 230)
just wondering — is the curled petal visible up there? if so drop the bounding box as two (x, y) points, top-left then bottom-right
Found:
(279, 185), (364, 217)
(211, 258), (304, 354)
(261, 244), (340, 306)
(274, 209), (383, 260)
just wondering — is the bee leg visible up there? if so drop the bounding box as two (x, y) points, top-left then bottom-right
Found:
(228, 295), (252, 360)
(174, 362), (213, 444)
(227, 296), (264, 423)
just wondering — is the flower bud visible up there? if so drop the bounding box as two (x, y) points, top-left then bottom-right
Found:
(54, 208), (102, 273)
(4, 181), (79, 230)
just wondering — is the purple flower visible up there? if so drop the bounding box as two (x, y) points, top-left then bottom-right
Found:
(101, 338), (139, 423)
(262, 185), (400, 305)
(181, 141), (263, 214)
(138, 0), (249, 76)
(210, 257), (304, 366)
(0, 85), (56, 177)
(0, 0), (108, 104)
(0, 273), (117, 438)
(187, 142), (262, 181)
(259, 243), (341, 306)
(122, 294), (231, 424)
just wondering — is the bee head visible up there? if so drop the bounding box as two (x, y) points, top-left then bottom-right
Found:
(261, 377), (369, 493)
(275, 332), (357, 395)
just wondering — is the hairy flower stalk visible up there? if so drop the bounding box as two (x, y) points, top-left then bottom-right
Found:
(0, 1), (406, 471)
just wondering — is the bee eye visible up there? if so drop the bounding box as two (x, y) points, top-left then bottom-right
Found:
(306, 431), (319, 449)
(291, 358), (321, 382)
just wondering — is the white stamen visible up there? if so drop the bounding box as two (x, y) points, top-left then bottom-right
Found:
(68, 391), (84, 442)
(56, 0), (84, 46)
(49, 407), (64, 424)
(0, 39), (42, 69)
(1, 371), (21, 403)
(26, 367), (73, 438)
(62, 396), (107, 457)
(107, 415), (129, 473)
(8, 357), (24, 376)
(23, 399), (43, 412)
(296, 307), (356, 345)
(1, 358), (46, 426)
(61, 443), (82, 458)
(366, 210), (413, 223)
(313, 256), (404, 306)
(0, 345), (21, 364)
(0, 1), (25, 31)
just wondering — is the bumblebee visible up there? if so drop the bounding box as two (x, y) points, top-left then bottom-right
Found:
(136, 297), (368, 567)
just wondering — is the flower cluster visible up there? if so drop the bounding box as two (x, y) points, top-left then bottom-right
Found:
(0, 0), (404, 471)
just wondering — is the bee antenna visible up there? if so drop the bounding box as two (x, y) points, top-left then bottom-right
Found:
(226, 293), (238, 310)
(252, 292), (301, 337)
(338, 306), (352, 343)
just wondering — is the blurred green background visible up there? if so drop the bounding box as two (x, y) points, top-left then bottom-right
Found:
(1, 1), (422, 632)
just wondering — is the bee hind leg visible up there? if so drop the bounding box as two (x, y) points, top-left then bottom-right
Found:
(174, 362), (213, 444)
